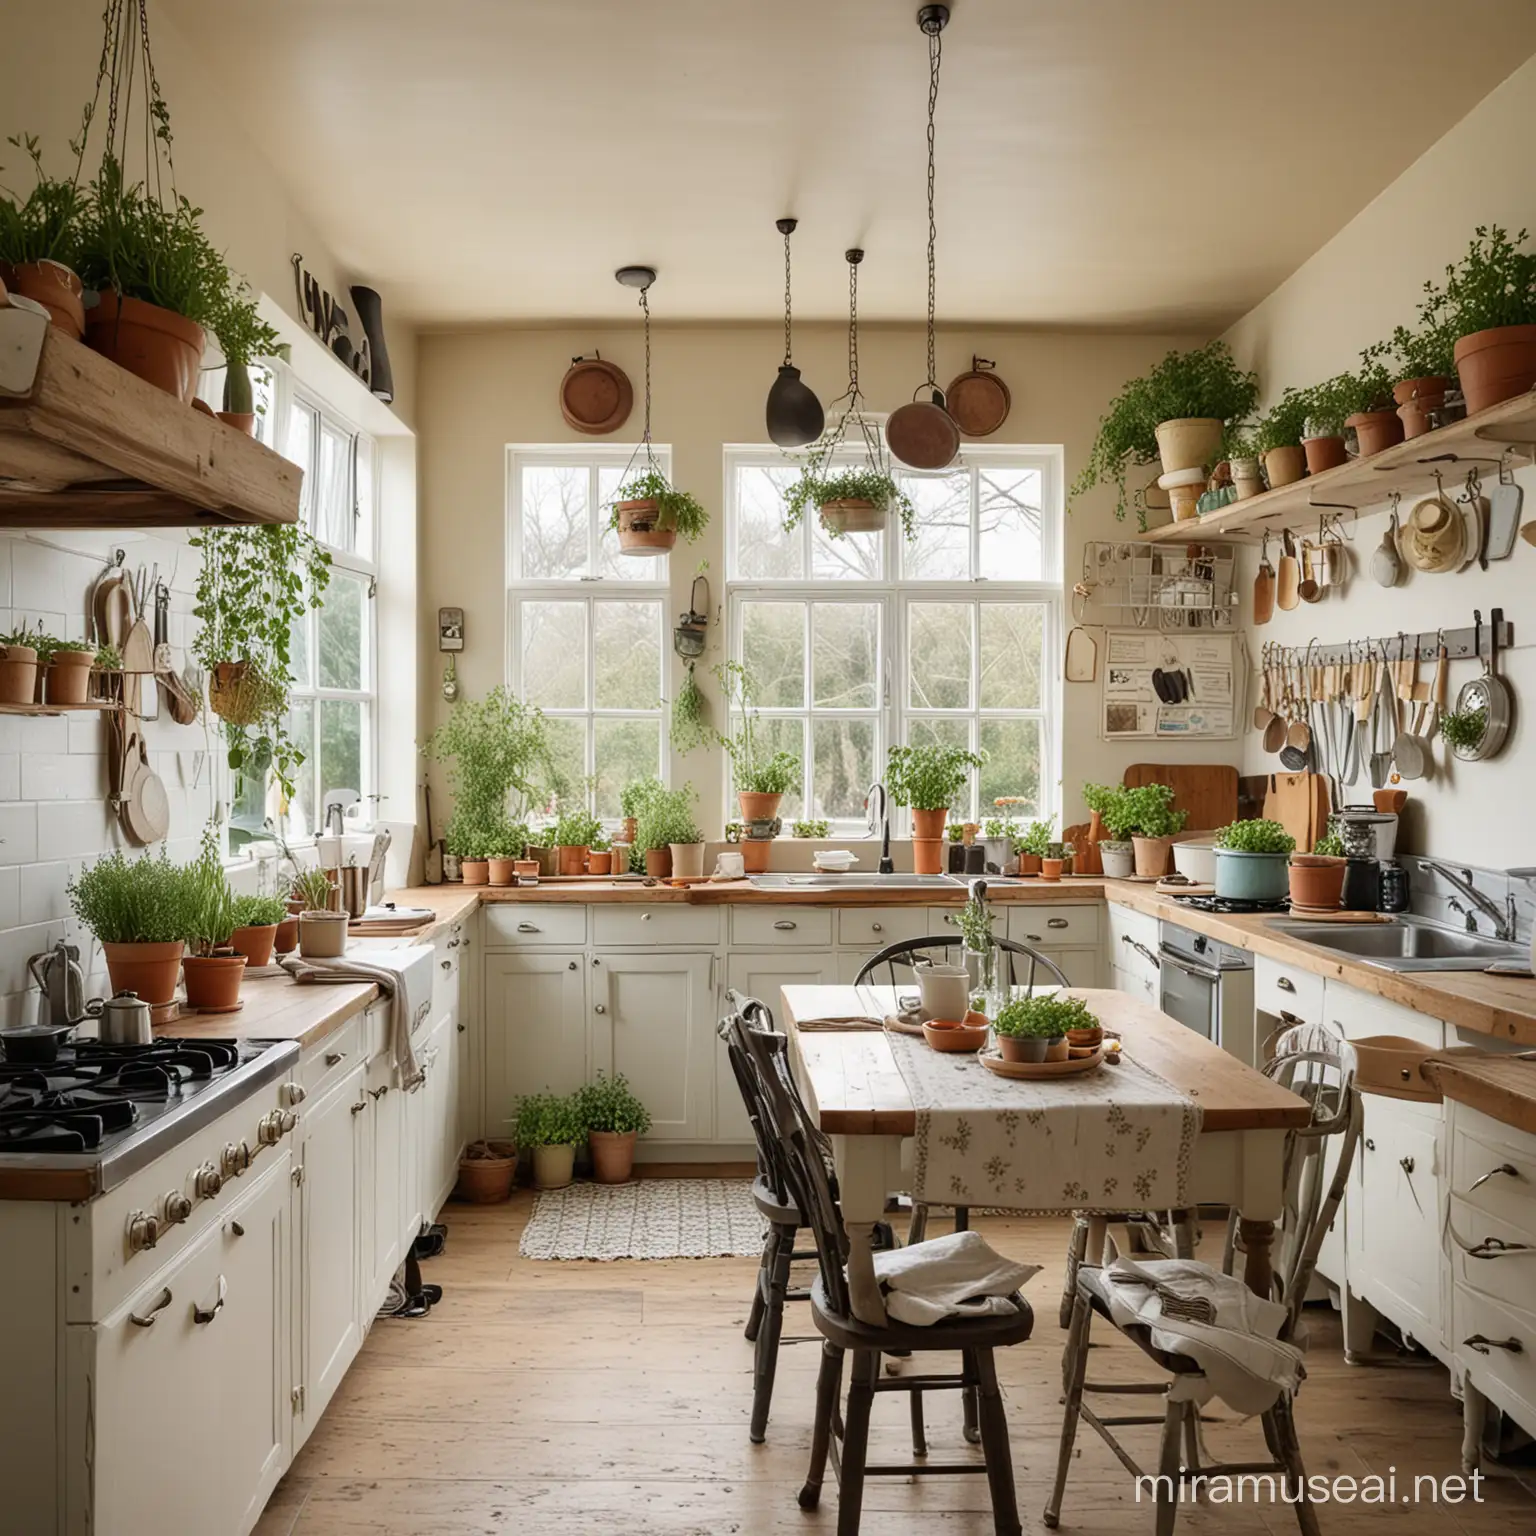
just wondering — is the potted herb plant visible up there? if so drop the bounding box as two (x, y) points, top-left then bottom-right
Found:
(1250, 387), (1312, 489)
(576, 1072), (652, 1183)
(456, 1139), (518, 1203)
(485, 821), (528, 887)
(0, 626), (40, 705)
(653, 785), (706, 878)
(955, 889), (998, 1004)
(1212, 819), (1296, 902)
(886, 743), (985, 874)
(211, 278), (284, 435)
(89, 641), (123, 702)
(586, 834), (614, 876)
(715, 661), (800, 823)
(553, 805), (603, 877)
(0, 130), (88, 337)
(1016, 817), (1053, 876)
(1439, 705), (1487, 760)
(791, 818), (830, 839)
(620, 775), (661, 846)
(1297, 374), (1355, 475)
(994, 994), (1094, 1065)
(454, 826), (491, 887)
(182, 832), (246, 1011)
(1121, 783), (1188, 879)
(1339, 354), (1404, 458)
(68, 849), (193, 1007)
(229, 892), (287, 967)
(784, 464), (917, 539)
(980, 816), (1017, 875)
(38, 637), (96, 705)
(515, 1091), (586, 1190)
(607, 468), (709, 554)
(1085, 784), (1138, 880)
(1375, 323), (1456, 439)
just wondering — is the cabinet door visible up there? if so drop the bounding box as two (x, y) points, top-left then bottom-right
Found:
(364, 1052), (405, 1317)
(722, 952), (838, 1143)
(1039, 946), (1101, 989)
(299, 1061), (366, 1437)
(419, 1011), (460, 1219)
(483, 951), (587, 1142)
(590, 951), (714, 1141)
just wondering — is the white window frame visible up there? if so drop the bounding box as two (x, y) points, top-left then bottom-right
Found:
(505, 445), (671, 819)
(723, 442), (1064, 835)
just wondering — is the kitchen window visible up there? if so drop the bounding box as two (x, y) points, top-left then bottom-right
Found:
(506, 446), (669, 819)
(725, 444), (1061, 832)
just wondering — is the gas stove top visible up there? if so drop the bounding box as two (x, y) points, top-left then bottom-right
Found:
(1171, 894), (1290, 916)
(0, 1035), (300, 1193)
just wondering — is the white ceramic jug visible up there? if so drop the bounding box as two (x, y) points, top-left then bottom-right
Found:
(916, 961), (971, 1022)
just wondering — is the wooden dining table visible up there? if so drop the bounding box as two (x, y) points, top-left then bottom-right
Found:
(781, 984), (1312, 1327)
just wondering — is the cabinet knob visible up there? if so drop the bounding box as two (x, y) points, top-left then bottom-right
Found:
(1399, 1156), (1416, 1176)
(351, 1100), (367, 1116)
(871, 922), (882, 934)
(592, 957), (601, 966)
(1364, 1137), (1376, 1152)
(324, 1051), (347, 1067)
(568, 960), (578, 971)
(441, 960), (452, 971)
(594, 1003), (607, 1015)
(773, 920), (797, 931)
(640, 912), (652, 922)
(457, 1021), (466, 1033)
(192, 1275), (227, 1326)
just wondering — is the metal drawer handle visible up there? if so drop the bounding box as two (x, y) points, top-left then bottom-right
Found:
(1463, 1334), (1523, 1355)
(1025, 933), (1042, 943)
(1468, 1163), (1519, 1193)
(324, 1051), (347, 1067)
(448, 938), (460, 949)
(1276, 977), (1296, 993)
(1400, 1156), (1416, 1175)
(568, 961), (578, 970)
(773, 920), (797, 931)
(130, 1287), (173, 1328)
(1047, 918), (1069, 930)
(517, 922), (540, 933)
(594, 1003), (607, 1015)
(371, 1085), (390, 1100)
(193, 1276), (227, 1326)
(1364, 1138), (1375, 1152)
(351, 1100), (367, 1116)
(1467, 1237), (1534, 1259)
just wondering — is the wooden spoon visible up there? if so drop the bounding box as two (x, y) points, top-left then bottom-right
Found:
(1276, 530), (1301, 611)
(1297, 543), (1321, 604)
(1253, 535), (1275, 626)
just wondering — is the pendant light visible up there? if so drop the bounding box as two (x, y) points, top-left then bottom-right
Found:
(886, 4), (961, 472)
(764, 218), (825, 447)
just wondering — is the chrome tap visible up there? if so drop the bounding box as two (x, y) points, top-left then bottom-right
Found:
(1420, 862), (1517, 942)
(866, 782), (894, 875)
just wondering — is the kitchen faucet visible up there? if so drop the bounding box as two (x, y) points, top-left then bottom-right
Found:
(866, 782), (895, 875)
(1420, 861), (1517, 942)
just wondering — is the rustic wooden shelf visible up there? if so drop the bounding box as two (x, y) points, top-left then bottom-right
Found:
(0, 307), (301, 529)
(1137, 388), (1536, 543)
(0, 700), (122, 716)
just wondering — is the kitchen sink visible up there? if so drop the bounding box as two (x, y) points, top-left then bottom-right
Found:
(1268, 916), (1527, 971)
(747, 873), (963, 890)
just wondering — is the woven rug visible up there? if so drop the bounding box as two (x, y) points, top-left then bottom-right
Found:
(518, 1178), (766, 1261)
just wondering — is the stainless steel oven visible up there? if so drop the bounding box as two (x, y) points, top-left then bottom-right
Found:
(1157, 920), (1257, 1065)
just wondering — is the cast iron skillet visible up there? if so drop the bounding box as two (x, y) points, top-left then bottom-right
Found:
(0, 1022), (77, 1066)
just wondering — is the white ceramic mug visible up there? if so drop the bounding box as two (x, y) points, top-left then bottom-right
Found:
(916, 961), (971, 1023)
(713, 851), (745, 879)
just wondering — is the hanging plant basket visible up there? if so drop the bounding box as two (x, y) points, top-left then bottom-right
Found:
(819, 497), (887, 535)
(615, 499), (677, 554)
(208, 661), (285, 727)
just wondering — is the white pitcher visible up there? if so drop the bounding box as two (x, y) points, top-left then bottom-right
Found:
(916, 960), (971, 1022)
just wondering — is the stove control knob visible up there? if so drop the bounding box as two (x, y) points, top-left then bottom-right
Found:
(161, 1190), (192, 1226)
(279, 1109), (298, 1135)
(193, 1163), (223, 1200)
(221, 1140), (252, 1177)
(126, 1210), (160, 1254)
(281, 1081), (306, 1107)
(256, 1111), (283, 1146)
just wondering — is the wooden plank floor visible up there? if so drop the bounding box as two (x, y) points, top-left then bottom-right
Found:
(254, 1193), (1535, 1535)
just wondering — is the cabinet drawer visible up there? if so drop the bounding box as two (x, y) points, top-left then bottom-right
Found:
(1007, 904), (1101, 950)
(1451, 1107), (1536, 1238)
(730, 906), (833, 948)
(594, 905), (721, 947)
(299, 1014), (363, 1097)
(1255, 954), (1324, 1024)
(1454, 1284), (1536, 1430)
(1325, 981), (1444, 1049)
(484, 905), (588, 948)
(1107, 900), (1159, 953)
(1450, 1196), (1536, 1314)
(836, 907), (937, 951)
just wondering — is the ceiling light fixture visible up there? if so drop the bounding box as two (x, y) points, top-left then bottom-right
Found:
(764, 217), (825, 447)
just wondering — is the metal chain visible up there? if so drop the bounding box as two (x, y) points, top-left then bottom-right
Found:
(782, 225), (794, 368)
(847, 255), (860, 401)
(925, 22), (942, 388)
(638, 283), (659, 473)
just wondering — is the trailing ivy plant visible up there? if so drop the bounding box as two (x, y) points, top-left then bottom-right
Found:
(607, 468), (709, 542)
(783, 464), (916, 541)
(714, 661), (800, 796)
(670, 662), (709, 754)
(190, 524), (332, 795)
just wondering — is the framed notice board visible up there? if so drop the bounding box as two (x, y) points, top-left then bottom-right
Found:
(1100, 631), (1237, 741)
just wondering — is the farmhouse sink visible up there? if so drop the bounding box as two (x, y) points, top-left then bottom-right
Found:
(1267, 916), (1526, 972)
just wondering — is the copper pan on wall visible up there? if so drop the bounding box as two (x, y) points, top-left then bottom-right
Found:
(886, 384), (960, 470)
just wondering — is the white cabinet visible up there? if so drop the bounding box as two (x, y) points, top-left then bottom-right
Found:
(363, 1049), (405, 1317)
(591, 951), (716, 1141)
(1106, 902), (1160, 1001)
(482, 951), (587, 1141)
(417, 1009), (462, 1217)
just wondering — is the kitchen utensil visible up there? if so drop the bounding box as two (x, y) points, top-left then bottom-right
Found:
(423, 784), (443, 885)
(27, 942), (84, 1028)
(1460, 493), (1485, 573)
(1372, 506), (1403, 587)
(1297, 543), (1321, 603)
(0, 1022), (77, 1065)
(337, 864), (370, 918)
(152, 581), (172, 670)
(1486, 475), (1523, 561)
(915, 960), (970, 1022)
(121, 615), (155, 718)
(1253, 535), (1275, 626)
(123, 731), (170, 844)
(1276, 531), (1300, 610)
(1450, 607), (1512, 761)
(1064, 625), (1098, 683)
(946, 357), (1011, 436)
(91, 990), (153, 1046)
(1369, 655), (1397, 789)
(886, 388), (960, 471)
(1393, 700), (1432, 781)
(159, 667), (199, 725)
(1284, 662), (1312, 753)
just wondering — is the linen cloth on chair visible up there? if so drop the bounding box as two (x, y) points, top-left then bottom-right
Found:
(872, 1228), (1042, 1326)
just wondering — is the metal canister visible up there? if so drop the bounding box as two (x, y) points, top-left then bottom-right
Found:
(337, 864), (370, 918)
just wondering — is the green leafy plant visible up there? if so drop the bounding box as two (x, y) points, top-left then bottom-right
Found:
(1311, 832), (1346, 858)
(92, 641), (123, 671)
(635, 783), (703, 851)
(1439, 706), (1487, 752)
(1017, 818), (1054, 857)
(783, 465), (916, 541)
(607, 468), (709, 542)
(955, 892), (994, 952)
(230, 893), (288, 928)
(0, 130), (88, 268)
(1300, 372), (1374, 439)
(575, 1072), (652, 1136)
(212, 277), (285, 416)
(1071, 341), (1259, 521)
(1118, 783), (1188, 840)
(994, 993), (1097, 1041)
(1249, 388), (1313, 456)
(290, 867), (334, 911)
(483, 820), (530, 860)
(715, 661), (800, 796)
(553, 804), (603, 849)
(29, 634), (94, 665)
(791, 818), (830, 839)
(886, 743), (984, 812)
(1214, 818), (1296, 854)
(1375, 322), (1456, 385)
(982, 816), (1016, 842)
(670, 663), (709, 754)
(184, 830), (237, 956)
(528, 824), (556, 848)
(513, 1092), (586, 1149)
(1083, 784), (1137, 841)
(947, 823), (966, 843)
(68, 850), (196, 945)
(620, 775), (663, 819)
(1419, 225), (1536, 341)
(589, 832), (610, 853)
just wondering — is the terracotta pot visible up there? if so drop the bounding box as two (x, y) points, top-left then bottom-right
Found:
(44, 650), (95, 705)
(3, 260), (85, 338)
(1154, 417), (1224, 476)
(737, 791), (783, 823)
(1229, 457), (1263, 500)
(0, 645), (38, 705)
(513, 859), (540, 879)
(1393, 376), (1449, 440)
(461, 859), (490, 886)
(218, 411), (257, 436)
(229, 924), (277, 967)
(532, 1143), (576, 1190)
(1018, 852), (1042, 876)
(456, 1141), (518, 1203)
(622, 816), (638, 844)
(1131, 834), (1175, 880)
(1043, 1037), (1070, 1063)
(910, 807), (948, 841)
(557, 845), (587, 876)
(999, 1034), (1048, 1064)
(1302, 435), (1348, 474)
(85, 291), (205, 402)
(670, 842), (705, 879)
(274, 916), (299, 955)
(912, 839), (944, 876)
(1454, 325), (1536, 415)
(615, 499), (677, 554)
(487, 857), (516, 886)
(182, 953), (247, 1011)
(644, 847), (673, 879)
(1263, 445), (1307, 488)
(1040, 857), (1064, 882)
(586, 850), (613, 876)
(1288, 856), (1347, 911)
(741, 838), (773, 873)
(590, 1128), (639, 1184)
(819, 498), (886, 535)
(1346, 410), (1404, 458)
(103, 940), (184, 1007)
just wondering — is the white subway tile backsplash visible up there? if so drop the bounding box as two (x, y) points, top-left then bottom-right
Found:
(0, 803), (38, 867)
(0, 869), (19, 930)
(36, 801), (115, 862)
(0, 756), (17, 801)
(19, 862), (69, 926)
(22, 754), (105, 802)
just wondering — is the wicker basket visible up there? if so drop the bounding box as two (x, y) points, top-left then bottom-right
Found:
(209, 661), (285, 726)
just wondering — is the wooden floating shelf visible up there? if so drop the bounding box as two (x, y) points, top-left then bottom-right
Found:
(0, 700), (122, 716)
(1137, 388), (1536, 543)
(0, 308), (301, 529)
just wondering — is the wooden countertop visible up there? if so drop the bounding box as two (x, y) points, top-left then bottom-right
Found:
(469, 877), (1110, 906)
(1425, 1056), (1536, 1137)
(158, 973), (377, 1049)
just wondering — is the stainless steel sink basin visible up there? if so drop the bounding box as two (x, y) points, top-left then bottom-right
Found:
(747, 873), (962, 890)
(1268, 916), (1526, 971)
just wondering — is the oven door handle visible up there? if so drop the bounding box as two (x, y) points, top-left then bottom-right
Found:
(1157, 948), (1223, 984)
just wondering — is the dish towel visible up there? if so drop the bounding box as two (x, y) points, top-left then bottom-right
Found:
(278, 950), (429, 1090)
(871, 1229), (1041, 1326)
(1098, 1254), (1305, 1414)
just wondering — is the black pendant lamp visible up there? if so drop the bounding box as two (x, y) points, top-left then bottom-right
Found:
(765, 218), (825, 447)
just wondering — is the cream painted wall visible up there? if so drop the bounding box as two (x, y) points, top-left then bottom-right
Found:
(1224, 54), (1536, 869)
(417, 321), (1222, 840)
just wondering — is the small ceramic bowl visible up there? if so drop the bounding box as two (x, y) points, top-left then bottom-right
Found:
(923, 1011), (991, 1053)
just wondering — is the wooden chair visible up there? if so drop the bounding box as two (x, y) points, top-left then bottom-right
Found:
(1044, 1022), (1362, 1536)
(728, 995), (1036, 1536)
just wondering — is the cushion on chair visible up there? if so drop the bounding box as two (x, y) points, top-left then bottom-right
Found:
(810, 1275), (1035, 1354)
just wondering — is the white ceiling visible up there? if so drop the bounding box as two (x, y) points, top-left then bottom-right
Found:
(162, 0), (1536, 330)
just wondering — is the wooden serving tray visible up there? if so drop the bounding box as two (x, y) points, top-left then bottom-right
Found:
(980, 1044), (1106, 1079)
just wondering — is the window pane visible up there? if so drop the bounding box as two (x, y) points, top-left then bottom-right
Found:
(905, 717), (973, 819)
(318, 571), (366, 691)
(979, 604), (1043, 710)
(597, 465), (664, 581)
(730, 715), (805, 819)
(733, 465), (802, 580)
(252, 368), (276, 447)
(979, 467), (1043, 580)
(319, 699), (364, 800)
(740, 602), (805, 708)
(907, 603), (973, 710)
(522, 465), (591, 580)
(979, 718), (1042, 819)
(290, 606), (312, 690)
(539, 718), (587, 811)
(315, 423), (354, 550)
(522, 601), (587, 708)
(812, 718), (875, 823)
(811, 515), (883, 581)
(286, 401), (316, 520)
(900, 471), (969, 580)
(812, 603), (879, 708)
(594, 719), (662, 819)
(284, 699), (315, 842)
(594, 601), (663, 710)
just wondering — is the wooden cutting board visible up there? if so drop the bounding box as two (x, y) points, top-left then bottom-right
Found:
(1263, 771), (1331, 851)
(1122, 764), (1238, 834)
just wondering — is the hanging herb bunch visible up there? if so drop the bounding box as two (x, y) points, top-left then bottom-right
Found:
(190, 525), (332, 794)
(670, 662), (710, 754)
(784, 249), (916, 541)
